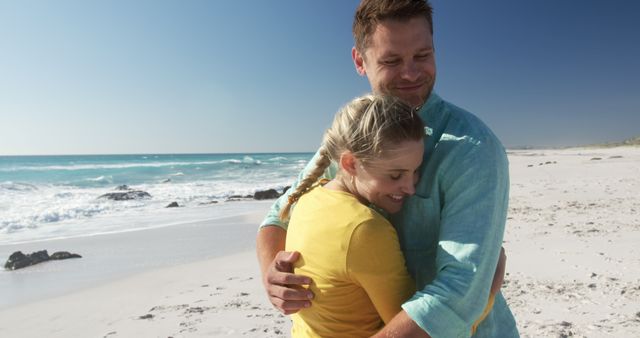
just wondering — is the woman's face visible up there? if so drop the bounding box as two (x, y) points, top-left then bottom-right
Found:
(353, 139), (424, 214)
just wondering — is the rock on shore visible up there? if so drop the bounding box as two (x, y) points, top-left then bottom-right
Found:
(4, 250), (82, 270)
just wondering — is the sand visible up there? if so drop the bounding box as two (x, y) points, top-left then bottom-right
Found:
(502, 146), (640, 337)
(0, 250), (288, 337)
(1, 146), (639, 337)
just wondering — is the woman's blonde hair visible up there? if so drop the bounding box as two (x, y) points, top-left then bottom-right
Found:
(279, 94), (425, 221)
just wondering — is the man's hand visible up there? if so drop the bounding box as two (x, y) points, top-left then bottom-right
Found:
(263, 251), (314, 314)
(490, 247), (506, 296)
(257, 226), (314, 314)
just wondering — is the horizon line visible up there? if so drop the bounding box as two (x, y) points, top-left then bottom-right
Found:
(2, 136), (638, 157)
(0, 151), (318, 157)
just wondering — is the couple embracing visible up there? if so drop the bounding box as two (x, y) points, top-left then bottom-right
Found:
(257, 1), (519, 337)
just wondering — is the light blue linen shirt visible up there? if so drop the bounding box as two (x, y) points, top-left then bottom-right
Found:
(260, 93), (519, 337)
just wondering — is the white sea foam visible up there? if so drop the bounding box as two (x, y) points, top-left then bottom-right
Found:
(220, 157), (263, 165)
(86, 175), (113, 183)
(1, 200), (273, 245)
(0, 153), (313, 244)
(243, 156), (262, 165)
(0, 181), (38, 191)
(0, 179), (293, 245)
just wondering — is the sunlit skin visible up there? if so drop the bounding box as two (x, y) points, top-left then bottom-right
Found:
(352, 17), (436, 108)
(327, 140), (424, 214)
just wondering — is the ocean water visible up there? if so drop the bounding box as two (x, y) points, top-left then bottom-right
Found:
(0, 153), (312, 244)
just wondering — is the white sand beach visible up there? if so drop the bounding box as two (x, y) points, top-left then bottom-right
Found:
(502, 146), (640, 337)
(1, 146), (639, 337)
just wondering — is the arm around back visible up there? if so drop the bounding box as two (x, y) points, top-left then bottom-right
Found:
(256, 150), (338, 314)
(256, 226), (314, 314)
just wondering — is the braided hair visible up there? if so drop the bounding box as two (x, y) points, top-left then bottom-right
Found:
(279, 94), (424, 221)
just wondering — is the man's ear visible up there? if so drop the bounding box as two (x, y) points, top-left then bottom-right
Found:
(352, 47), (366, 76)
(339, 151), (358, 176)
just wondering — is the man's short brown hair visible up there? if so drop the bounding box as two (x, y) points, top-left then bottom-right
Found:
(353, 0), (433, 53)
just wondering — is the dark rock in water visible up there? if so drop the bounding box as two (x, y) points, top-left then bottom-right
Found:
(229, 194), (253, 199)
(226, 197), (252, 202)
(99, 191), (152, 201)
(199, 200), (219, 205)
(115, 185), (131, 191)
(254, 189), (280, 200)
(5, 250), (50, 270)
(166, 202), (179, 208)
(161, 179), (171, 183)
(50, 251), (82, 260)
(227, 194), (253, 202)
(282, 186), (291, 194)
(5, 250), (82, 270)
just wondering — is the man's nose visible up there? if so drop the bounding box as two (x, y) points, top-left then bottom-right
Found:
(401, 61), (420, 82)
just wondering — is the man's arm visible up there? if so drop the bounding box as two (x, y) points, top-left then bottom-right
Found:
(256, 226), (313, 314)
(256, 150), (338, 314)
(372, 248), (506, 337)
(372, 310), (430, 338)
(397, 138), (510, 337)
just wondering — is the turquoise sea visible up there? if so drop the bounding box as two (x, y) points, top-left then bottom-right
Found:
(0, 153), (313, 244)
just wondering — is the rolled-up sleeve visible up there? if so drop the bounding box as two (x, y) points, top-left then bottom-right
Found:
(259, 150), (337, 230)
(402, 138), (510, 338)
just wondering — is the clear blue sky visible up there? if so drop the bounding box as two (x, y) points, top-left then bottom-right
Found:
(1, 0), (638, 155)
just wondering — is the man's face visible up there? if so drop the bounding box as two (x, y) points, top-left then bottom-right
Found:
(353, 17), (436, 108)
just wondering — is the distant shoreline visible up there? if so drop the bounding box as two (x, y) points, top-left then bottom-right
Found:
(2, 135), (639, 157)
(509, 135), (640, 150)
(0, 151), (316, 158)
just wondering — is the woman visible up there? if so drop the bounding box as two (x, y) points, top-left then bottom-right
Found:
(281, 94), (415, 337)
(280, 94), (493, 337)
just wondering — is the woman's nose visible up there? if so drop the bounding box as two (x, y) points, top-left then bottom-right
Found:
(402, 176), (416, 195)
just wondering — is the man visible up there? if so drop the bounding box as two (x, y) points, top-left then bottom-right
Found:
(257, 0), (519, 337)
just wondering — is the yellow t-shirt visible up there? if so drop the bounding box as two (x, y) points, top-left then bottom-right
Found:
(285, 185), (416, 338)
